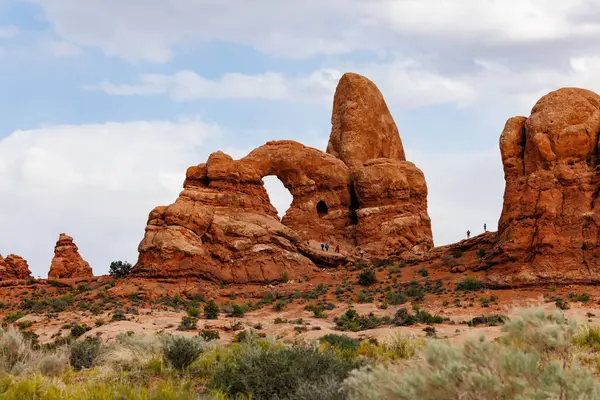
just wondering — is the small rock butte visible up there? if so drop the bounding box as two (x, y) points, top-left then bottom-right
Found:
(0, 254), (32, 280)
(48, 233), (93, 279)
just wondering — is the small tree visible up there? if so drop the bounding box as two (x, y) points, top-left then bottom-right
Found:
(204, 300), (220, 319)
(109, 261), (133, 278)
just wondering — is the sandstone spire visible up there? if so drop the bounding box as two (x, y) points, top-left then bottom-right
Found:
(48, 233), (93, 279)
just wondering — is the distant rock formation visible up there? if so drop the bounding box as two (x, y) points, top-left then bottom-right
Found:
(488, 88), (600, 286)
(0, 254), (32, 280)
(48, 234), (93, 279)
(133, 72), (433, 283)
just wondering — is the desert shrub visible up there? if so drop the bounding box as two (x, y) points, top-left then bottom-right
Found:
(319, 334), (360, 352)
(357, 269), (377, 286)
(455, 276), (485, 292)
(178, 316), (198, 331)
(0, 326), (35, 374)
(199, 329), (220, 341)
(4, 312), (24, 324)
(417, 267), (429, 277)
(334, 309), (388, 332)
(70, 324), (91, 338)
(112, 309), (126, 321)
(230, 304), (247, 318)
(161, 335), (204, 371)
(38, 352), (68, 377)
(305, 304), (327, 319)
(70, 338), (102, 371)
(476, 248), (486, 258)
(387, 292), (408, 305)
(108, 260), (133, 278)
(187, 306), (201, 318)
(204, 300), (220, 319)
(345, 308), (599, 399)
(209, 342), (361, 399)
(555, 297), (570, 310)
(574, 325), (600, 351)
(468, 314), (507, 327)
(97, 333), (161, 372)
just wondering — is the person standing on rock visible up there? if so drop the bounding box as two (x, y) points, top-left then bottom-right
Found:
(467, 230), (471, 239)
(325, 243), (330, 252)
(321, 243), (325, 251)
(335, 245), (340, 253)
(359, 248), (365, 259)
(484, 223), (487, 232)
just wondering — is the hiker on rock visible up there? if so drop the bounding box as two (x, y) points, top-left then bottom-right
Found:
(321, 243), (325, 251)
(484, 223), (487, 232)
(467, 230), (471, 239)
(359, 248), (365, 258)
(325, 243), (330, 252)
(335, 245), (340, 253)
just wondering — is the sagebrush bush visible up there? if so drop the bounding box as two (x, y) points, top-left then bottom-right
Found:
(161, 335), (204, 371)
(69, 338), (102, 371)
(344, 308), (600, 399)
(209, 341), (362, 399)
(0, 326), (35, 374)
(98, 332), (161, 372)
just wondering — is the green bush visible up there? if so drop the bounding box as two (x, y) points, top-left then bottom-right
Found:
(70, 324), (91, 338)
(199, 329), (220, 341)
(204, 300), (219, 319)
(70, 338), (102, 371)
(161, 335), (204, 371)
(209, 342), (361, 399)
(187, 307), (201, 318)
(468, 314), (507, 327)
(357, 269), (377, 286)
(417, 267), (428, 277)
(230, 304), (247, 318)
(334, 309), (388, 332)
(319, 334), (361, 351)
(177, 316), (198, 331)
(456, 276), (485, 292)
(108, 260), (133, 278)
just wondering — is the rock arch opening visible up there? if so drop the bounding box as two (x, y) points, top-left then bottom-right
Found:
(262, 175), (293, 220)
(316, 200), (329, 217)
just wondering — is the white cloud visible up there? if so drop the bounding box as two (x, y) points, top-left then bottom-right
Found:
(25, 0), (600, 62)
(45, 40), (81, 56)
(0, 26), (19, 38)
(0, 119), (223, 277)
(409, 147), (505, 246)
(85, 69), (344, 105)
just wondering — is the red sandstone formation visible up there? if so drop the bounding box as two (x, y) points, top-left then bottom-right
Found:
(0, 254), (32, 280)
(327, 72), (406, 168)
(134, 72), (433, 283)
(48, 234), (93, 279)
(487, 88), (600, 286)
(328, 73), (433, 257)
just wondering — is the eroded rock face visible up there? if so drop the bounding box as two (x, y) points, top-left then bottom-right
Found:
(134, 141), (353, 283)
(488, 88), (600, 286)
(354, 158), (433, 256)
(48, 234), (93, 279)
(0, 254), (32, 280)
(134, 73), (433, 282)
(327, 73), (406, 169)
(329, 73), (433, 257)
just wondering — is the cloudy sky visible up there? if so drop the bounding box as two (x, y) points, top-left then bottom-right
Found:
(1, 0), (600, 277)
